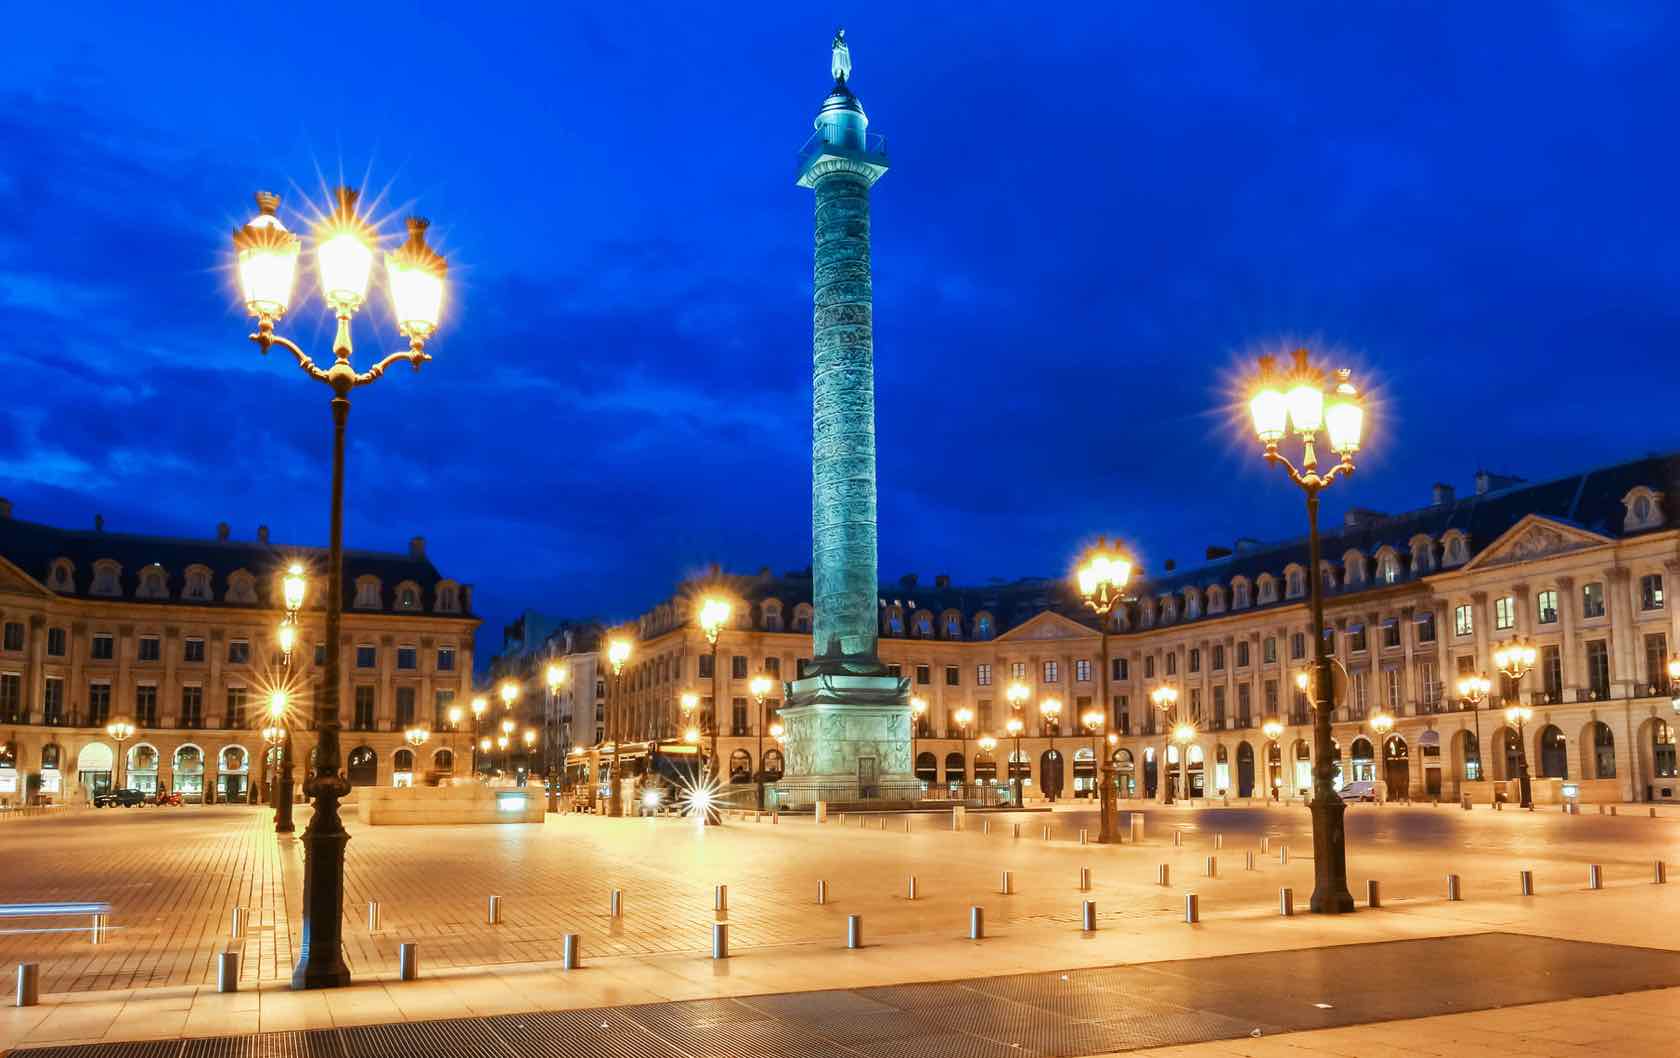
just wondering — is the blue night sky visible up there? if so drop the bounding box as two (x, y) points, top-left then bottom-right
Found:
(3, 3), (1678, 662)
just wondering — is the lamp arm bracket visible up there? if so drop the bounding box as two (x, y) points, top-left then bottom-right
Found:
(1265, 448), (1307, 487)
(250, 329), (331, 384)
(354, 345), (432, 387)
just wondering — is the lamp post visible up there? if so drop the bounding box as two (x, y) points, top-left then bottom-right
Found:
(1005, 715), (1025, 805)
(1667, 655), (1680, 712)
(500, 718), (516, 776)
(261, 718), (286, 807)
(954, 706), (973, 790)
(403, 726), (428, 784)
(752, 674), (774, 809)
(446, 706), (463, 778)
(1496, 638), (1538, 808)
(232, 185), (447, 988)
(1039, 697), (1063, 802)
(106, 718), (135, 796)
(278, 562), (306, 667)
(469, 696), (488, 778)
(1457, 674), (1491, 784)
(606, 638), (631, 817)
(1171, 721), (1195, 801)
(1150, 685), (1180, 804)
(545, 662), (568, 811)
(1262, 716), (1284, 800)
(697, 597), (730, 783)
(1077, 541), (1134, 840)
(1081, 708), (1103, 801)
(1247, 346), (1366, 915)
(265, 691), (295, 833)
(1369, 710), (1393, 801)
(522, 729), (537, 782)
(909, 695), (928, 789)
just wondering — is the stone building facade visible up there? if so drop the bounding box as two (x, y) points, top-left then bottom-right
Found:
(0, 504), (479, 806)
(584, 454), (1680, 806)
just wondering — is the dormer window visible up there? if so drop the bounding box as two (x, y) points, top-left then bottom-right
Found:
(49, 559), (75, 592)
(1623, 487), (1665, 532)
(354, 576), (383, 609)
(91, 561), (122, 597)
(1441, 531), (1469, 567)
(1232, 579), (1251, 609)
(137, 565), (168, 600)
(226, 570), (258, 604)
(395, 582), (420, 610)
(1284, 566), (1305, 599)
(762, 601), (783, 632)
(1256, 575), (1277, 605)
(1342, 551), (1366, 586)
(793, 604), (813, 633)
(182, 566), (212, 601)
(1409, 535), (1435, 575)
(435, 581), (461, 613)
(886, 607), (904, 635)
(1376, 550), (1400, 585)
(914, 612), (933, 637)
(1207, 586), (1226, 614)
(974, 612), (994, 640)
(1183, 590), (1201, 619)
(1160, 597), (1176, 622)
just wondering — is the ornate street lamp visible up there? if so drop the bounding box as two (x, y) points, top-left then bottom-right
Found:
(1457, 674), (1492, 783)
(1369, 710), (1394, 801)
(403, 726), (428, 779)
(752, 673), (775, 808)
(469, 696), (489, 778)
(1039, 697), (1064, 802)
(1262, 716), (1284, 800)
(499, 679), (520, 711)
(1077, 539), (1134, 841)
(543, 662), (569, 812)
(1150, 685), (1180, 804)
(696, 598), (730, 816)
(978, 733), (998, 791)
(445, 706), (463, 775)
(954, 706), (974, 789)
(1496, 638), (1538, 808)
(266, 690), (295, 834)
(522, 728), (538, 778)
(909, 695), (928, 788)
(1171, 720), (1196, 802)
(1081, 708), (1103, 802)
(106, 717), (136, 795)
(232, 184), (447, 988)
(1247, 346), (1365, 915)
(1004, 715), (1025, 805)
(605, 637), (632, 817)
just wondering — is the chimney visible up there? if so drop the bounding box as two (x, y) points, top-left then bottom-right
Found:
(1163, 559), (1177, 573)
(409, 535), (426, 559)
(757, 565), (771, 580)
(899, 573), (918, 589)
(257, 525), (270, 544)
(95, 514), (104, 532)
(1205, 545), (1232, 561)
(935, 573), (951, 590)
(0, 498), (10, 518)
(216, 522), (230, 541)
(1475, 470), (1525, 496)
(1234, 537), (1260, 553)
(1432, 482), (1456, 507)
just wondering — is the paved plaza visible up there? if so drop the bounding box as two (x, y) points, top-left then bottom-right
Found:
(0, 803), (1677, 1054)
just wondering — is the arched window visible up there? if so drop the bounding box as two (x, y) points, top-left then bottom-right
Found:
(182, 565), (213, 601)
(91, 560), (123, 597)
(1231, 578), (1251, 609)
(394, 749), (415, 772)
(347, 747), (378, 786)
(1183, 589), (1201, 619)
(49, 559), (76, 592)
(1256, 575), (1277, 605)
(974, 612), (995, 640)
(762, 749), (783, 779)
(353, 576), (383, 609)
(136, 565), (168, 600)
(1537, 724), (1567, 778)
(0, 741), (15, 768)
(942, 611), (963, 639)
(944, 751), (966, 783)
(395, 581), (421, 611)
(434, 748), (455, 773)
(913, 611), (933, 637)
(1342, 550), (1366, 586)
(761, 599), (783, 631)
(915, 751), (937, 784)
(1410, 535), (1435, 575)
(728, 749), (752, 783)
(1588, 722), (1614, 778)
(1284, 567), (1305, 599)
(435, 580), (462, 613)
(41, 744), (61, 770)
(1207, 586), (1226, 614)
(885, 607), (904, 636)
(221, 746), (247, 773)
(793, 604), (814, 633)
(226, 570), (258, 604)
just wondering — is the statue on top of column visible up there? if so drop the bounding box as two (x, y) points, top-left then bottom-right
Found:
(831, 27), (852, 83)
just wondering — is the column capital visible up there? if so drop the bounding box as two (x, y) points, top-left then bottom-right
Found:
(1511, 583), (1531, 598)
(1557, 575), (1575, 590)
(1470, 591), (1488, 604)
(1606, 566), (1632, 584)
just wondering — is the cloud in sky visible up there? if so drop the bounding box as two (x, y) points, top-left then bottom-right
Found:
(2, 2), (1679, 665)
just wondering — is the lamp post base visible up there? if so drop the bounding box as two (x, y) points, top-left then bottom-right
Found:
(291, 790), (353, 989)
(1097, 763), (1117, 843)
(1307, 792), (1356, 914)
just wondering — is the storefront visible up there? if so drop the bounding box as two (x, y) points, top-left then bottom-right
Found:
(217, 746), (249, 802)
(77, 742), (114, 799)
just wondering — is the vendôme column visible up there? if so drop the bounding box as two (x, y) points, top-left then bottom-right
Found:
(780, 29), (913, 806)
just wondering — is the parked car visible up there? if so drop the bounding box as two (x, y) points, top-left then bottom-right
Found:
(1339, 780), (1378, 803)
(94, 789), (148, 808)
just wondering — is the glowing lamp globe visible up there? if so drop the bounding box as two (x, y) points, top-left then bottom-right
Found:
(680, 692), (699, 715)
(954, 706), (973, 727)
(751, 675), (774, 701)
(607, 638), (631, 674)
(1248, 359), (1288, 444)
(232, 191), (300, 319)
(1262, 718), (1283, 740)
(1172, 722), (1195, 744)
(471, 696), (488, 717)
(315, 187), (376, 315)
(1325, 370), (1364, 455)
(1005, 716), (1024, 737)
(684, 726), (701, 745)
(385, 217), (447, 340)
(1082, 709), (1103, 730)
(268, 690), (288, 720)
(546, 662), (567, 691)
(447, 705), (463, 727)
(499, 680), (520, 707)
(978, 734), (998, 752)
(276, 621), (297, 656)
(281, 563), (307, 612)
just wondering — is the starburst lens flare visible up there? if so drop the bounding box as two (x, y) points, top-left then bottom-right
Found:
(233, 191), (300, 319)
(675, 769), (725, 822)
(315, 187), (376, 315)
(385, 217), (447, 340)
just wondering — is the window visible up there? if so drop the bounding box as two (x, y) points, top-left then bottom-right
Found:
(91, 562), (121, 596)
(887, 663), (902, 678)
(183, 568), (211, 601)
(699, 653), (714, 679)
(1042, 661), (1059, 683)
(314, 643), (327, 666)
(184, 637), (205, 663)
(731, 697), (749, 735)
(1164, 653), (1176, 676)
(1237, 684), (1252, 727)
(0, 674), (19, 719)
(1351, 672), (1369, 716)
(1212, 645), (1225, 671)
(396, 646), (417, 670)
(1236, 641), (1250, 668)
(1536, 590), (1558, 625)
(437, 646), (455, 671)
(1323, 627), (1336, 654)
(434, 689), (456, 726)
(945, 665), (960, 687)
(1144, 656), (1155, 679)
(1382, 621), (1400, 649)
(227, 687), (248, 728)
(88, 682), (111, 724)
(1010, 662), (1026, 681)
(1384, 669), (1401, 710)
(1264, 679), (1278, 718)
(1350, 626), (1368, 653)
(180, 686), (203, 728)
(1287, 570), (1305, 597)
(1075, 659), (1091, 682)
(1647, 633), (1669, 694)
(395, 687), (416, 726)
(1641, 573), (1665, 611)
(915, 665), (931, 685)
(1454, 605), (1473, 637)
(1582, 582), (1606, 619)
(354, 686), (376, 729)
(227, 639), (250, 664)
(1112, 657), (1127, 681)
(398, 586), (418, 609)
(975, 614), (993, 639)
(976, 664), (992, 687)
(138, 635), (161, 662)
(1263, 637), (1277, 664)
(135, 685), (158, 726)
(356, 645), (377, 669)
(1211, 687), (1224, 726)
(354, 579), (381, 609)
(43, 677), (64, 723)
(1541, 645), (1562, 702)
(1417, 611), (1437, 643)
(1494, 596), (1515, 631)
(46, 628), (66, 657)
(1290, 633), (1305, 660)
(1585, 640), (1610, 698)
(760, 656), (778, 678)
(731, 655), (748, 679)
(1188, 648), (1200, 673)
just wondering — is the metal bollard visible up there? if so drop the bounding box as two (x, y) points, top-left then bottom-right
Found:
(1001, 870), (1014, 895)
(1078, 866), (1091, 892)
(712, 922), (729, 959)
(969, 906), (985, 939)
(1205, 856), (1217, 878)
(816, 879), (828, 905)
(1041, 824), (1052, 840)
(1184, 893), (1199, 924)
(983, 819), (991, 834)
(1131, 813), (1144, 841)
(906, 876), (918, 901)
(1656, 861), (1668, 885)
(1260, 836), (1270, 854)
(1279, 887), (1294, 916)
(1610, 806), (1617, 817)
(562, 933), (580, 970)
(1157, 864), (1170, 886)
(487, 895), (502, 925)
(772, 811), (779, 825)
(1173, 830), (1182, 847)
(610, 889), (623, 917)
(1079, 828), (1088, 846)
(1214, 834), (1223, 850)
(715, 885), (728, 912)
(1012, 823), (1022, 839)
(90, 913), (107, 945)
(15, 963), (38, 1008)
(367, 900), (382, 931)
(1446, 874), (1462, 901)
(1081, 900), (1097, 932)
(1245, 851), (1256, 871)
(1520, 870), (1534, 896)
(1278, 845), (1289, 865)
(1651, 807), (1658, 819)
(1589, 864), (1603, 890)
(1366, 880), (1381, 908)
(216, 950), (239, 994)
(846, 915), (862, 949)
(399, 942), (419, 981)
(230, 905), (245, 941)
(904, 817), (911, 833)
